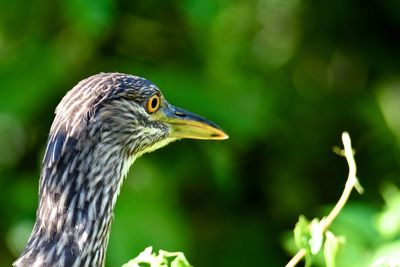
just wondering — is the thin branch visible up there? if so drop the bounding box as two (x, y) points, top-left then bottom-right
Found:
(322, 132), (363, 229)
(285, 132), (363, 267)
(286, 249), (306, 267)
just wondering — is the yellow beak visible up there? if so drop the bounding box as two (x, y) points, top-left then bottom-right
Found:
(160, 104), (228, 140)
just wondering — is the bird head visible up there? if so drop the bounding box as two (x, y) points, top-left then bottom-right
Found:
(50, 73), (228, 162)
(15, 73), (228, 267)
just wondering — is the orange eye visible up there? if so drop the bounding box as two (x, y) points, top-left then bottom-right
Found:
(146, 93), (161, 113)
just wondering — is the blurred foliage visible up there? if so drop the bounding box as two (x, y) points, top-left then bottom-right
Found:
(295, 183), (400, 267)
(0, 0), (400, 266)
(122, 247), (192, 267)
(284, 183), (400, 267)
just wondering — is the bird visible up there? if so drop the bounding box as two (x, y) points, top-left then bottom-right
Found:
(14, 72), (228, 267)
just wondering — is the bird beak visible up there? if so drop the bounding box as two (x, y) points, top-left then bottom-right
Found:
(159, 104), (229, 140)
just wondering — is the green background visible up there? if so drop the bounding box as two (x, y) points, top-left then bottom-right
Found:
(1, 0), (400, 266)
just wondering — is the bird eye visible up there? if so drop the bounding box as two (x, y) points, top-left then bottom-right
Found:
(146, 93), (161, 113)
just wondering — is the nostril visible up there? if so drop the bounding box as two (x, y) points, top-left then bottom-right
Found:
(175, 112), (186, 118)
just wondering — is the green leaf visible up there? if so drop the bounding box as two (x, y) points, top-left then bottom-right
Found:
(293, 216), (328, 266)
(122, 247), (192, 267)
(309, 218), (324, 255)
(324, 231), (345, 267)
(294, 215), (324, 255)
(375, 183), (400, 238)
(294, 215), (314, 266)
(294, 215), (311, 250)
(170, 253), (191, 267)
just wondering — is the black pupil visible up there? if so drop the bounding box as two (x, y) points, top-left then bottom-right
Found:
(151, 97), (158, 109)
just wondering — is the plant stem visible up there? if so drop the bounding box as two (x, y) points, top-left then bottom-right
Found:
(285, 132), (363, 267)
(286, 249), (306, 267)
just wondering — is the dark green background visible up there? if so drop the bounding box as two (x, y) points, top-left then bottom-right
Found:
(1, 0), (400, 266)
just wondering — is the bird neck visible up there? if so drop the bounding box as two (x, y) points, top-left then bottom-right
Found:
(15, 132), (134, 267)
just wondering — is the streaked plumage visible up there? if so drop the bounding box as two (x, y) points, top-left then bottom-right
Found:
(14, 73), (228, 267)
